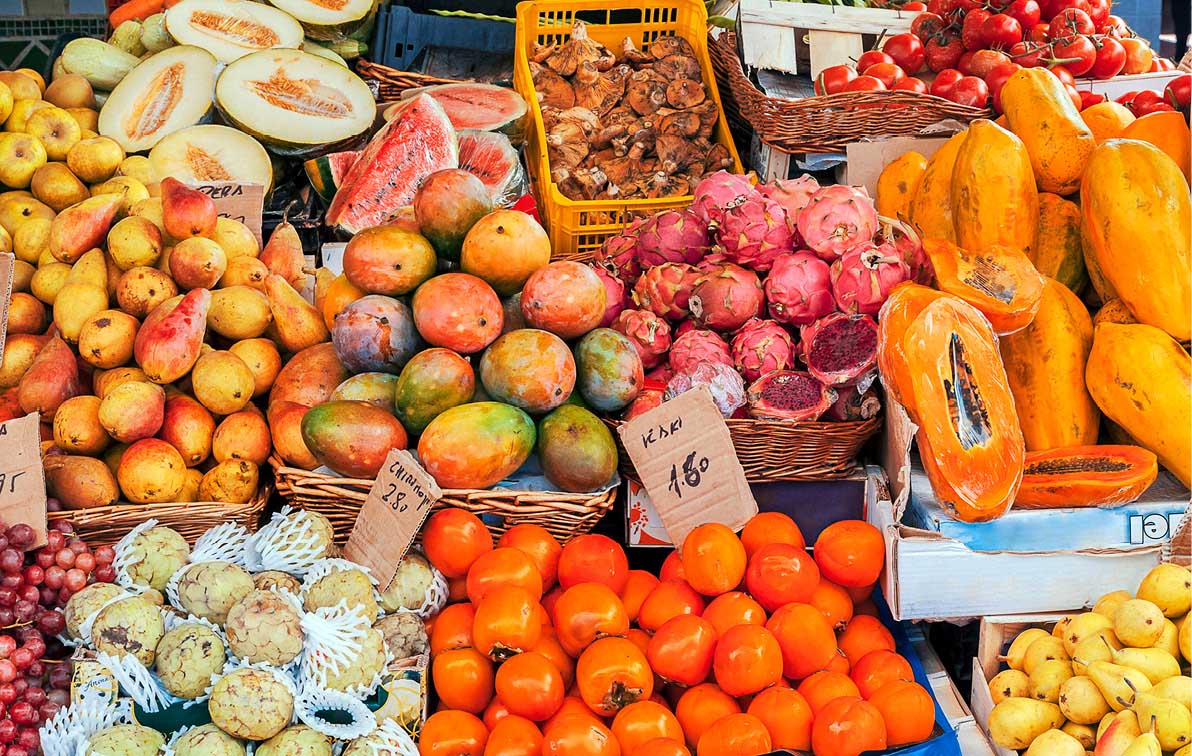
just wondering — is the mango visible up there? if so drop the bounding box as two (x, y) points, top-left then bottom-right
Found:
(537, 404), (617, 493)
(418, 402), (535, 489)
(267, 342), (346, 409)
(299, 400), (408, 478)
(268, 401), (318, 469)
(331, 372), (400, 415)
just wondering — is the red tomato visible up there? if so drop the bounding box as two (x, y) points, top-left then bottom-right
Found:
(902, 1), (927, 9)
(1077, 89), (1107, 109)
(1120, 37), (1153, 74)
(911, 11), (946, 38)
(814, 64), (858, 95)
(863, 62), (907, 88)
(1062, 83), (1083, 111)
(1134, 100), (1175, 115)
(949, 76), (990, 107)
(984, 61), (1022, 111)
(1084, 0), (1109, 26)
(968, 49), (1011, 78)
(961, 8), (992, 50)
(1048, 64), (1076, 86)
(893, 77), (929, 93)
(1048, 8), (1094, 38)
(1047, 0), (1091, 20)
(982, 14), (1024, 48)
(1005, 0), (1041, 31)
(1027, 22), (1051, 44)
(1009, 40), (1048, 67)
(1099, 14), (1130, 37)
(844, 75), (888, 92)
(1166, 75), (1191, 109)
(957, 50), (978, 75)
(925, 36), (964, 72)
(1150, 57), (1175, 72)
(929, 68), (965, 99)
(1051, 34), (1096, 76)
(857, 50), (895, 70)
(882, 33), (926, 73)
(1087, 35), (1125, 79)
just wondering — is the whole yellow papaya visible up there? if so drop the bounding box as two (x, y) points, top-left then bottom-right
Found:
(1032, 193), (1086, 293)
(1086, 322), (1191, 487)
(1080, 139), (1191, 341)
(876, 151), (927, 221)
(1001, 67), (1096, 195)
(908, 131), (965, 243)
(1000, 277), (1099, 451)
(951, 120), (1039, 260)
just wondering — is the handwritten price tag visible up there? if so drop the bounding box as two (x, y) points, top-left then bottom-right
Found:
(0, 413), (47, 548)
(617, 387), (757, 547)
(344, 450), (442, 591)
(192, 182), (265, 245)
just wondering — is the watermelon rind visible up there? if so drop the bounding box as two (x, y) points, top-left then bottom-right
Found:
(458, 129), (525, 208)
(394, 83), (528, 144)
(304, 149), (360, 201)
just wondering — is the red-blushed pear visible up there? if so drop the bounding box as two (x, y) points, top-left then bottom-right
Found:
(160, 176), (217, 240)
(17, 335), (82, 416)
(134, 288), (211, 384)
(48, 193), (122, 263)
(258, 217), (306, 291)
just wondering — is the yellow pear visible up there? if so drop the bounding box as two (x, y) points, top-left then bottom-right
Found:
(65, 248), (108, 290)
(12, 217), (50, 265)
(988, 697), (1065, 749)
(117, 155), (155, 185)
(1060, 675), (1111, 724)
(1002, 628), (1052, 670)
(30, 262), (70, 304)
(1116, 600), (1166, 648)
(12, 260), (33, 292)
(1096, 710), (1141, 755)
(1095, 591), (1134, 620)
(1054, 615), (1075, 639)
(1085, 660), (1153, 711)
(30, 162), (90, 212)
(1061, 720), (1096, 750)
(1024, 728), (1085, 756)
(1149, 675), (1192, 711)
(66, 136), (123, 184)
(1175, 743), (1191, 756)
(1110, 646), (1181, 685)
(263, 274), (328, 353)
(1133, 692), (1192, 750)
(1179, 615), (1191, 663)
(1119, 731), (1162, 756)
(0, 132), (47, 189)
(1031, 659), (1076, 703)
(1074, 633), (1120, 675)
(0, 192), (53, 236)
(1025, 636), (1073, 675)
(1065, 613), (1116, 655)
(0, 81), (11, 125)
(1136, 564), (1192, 618)
(210, 217), (259, 260)
(1151, 619), (1180, 659)
(990, 669), (1031, 704)
(25, 106), (81, 162)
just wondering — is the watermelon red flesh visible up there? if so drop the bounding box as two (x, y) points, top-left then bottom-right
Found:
(410, 83), (527, 140)
(325, 93), (459, 234)
(304, 149), (360, 201)
(458, 129), (524, 207)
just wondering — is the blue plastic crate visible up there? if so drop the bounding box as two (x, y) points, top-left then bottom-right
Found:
(371, 4), (515, 71)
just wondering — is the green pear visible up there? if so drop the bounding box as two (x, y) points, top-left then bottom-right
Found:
(1110, 646), (1182, 685)
(1149, 675), (1192, 711)
(1024, 728), (1085, 756)
(1095, 591), (1135, 620)
(988, 697), (1065, 750)
(1064, 612), (1116, 655)
(1074, 633), (1119, 675)
(1085, 660), (1152, 710)
(990, 669), (1031, 704)
(1135, 563), (1192, 618)
(1134, 692), (1192, 751)
(1024, 635), (1073, 675)
(1002, 628), (1053, 670)
(1031, 659), (1076, 703)
(1151, 619), (1180, 659)
(1060, 675), (1111, 724)
(1119, 731), (1162, 756)
(1115, 600), (1166, 648)
(1095, 710), (1141, 756)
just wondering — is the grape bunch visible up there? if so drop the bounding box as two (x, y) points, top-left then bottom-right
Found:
(0, 518), (114, 755)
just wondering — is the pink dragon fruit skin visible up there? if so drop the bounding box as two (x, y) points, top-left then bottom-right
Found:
(688, 263), (765, 332)
(889, 225), (934, 285)
(715, 194), (794, 272)
(672, 319), (699, 338)
(800, 312), (879, 387)
(829, 241), (911, 316)
(645, 364), (675, 385)
(592, 265), (631, 327)
(796, 185), (880, 262)
(691, 171), (759, 227)
(759, 174), (820, 228)
(763, 252), (836, 326)
(595, 219), (645, 282)
(613, 309), (672, 370)
(632, 262), (700, 321)
(730, 318), (796, 383)
(665, 360), (747, 418)
(668, 329), (732, 373)
(633, 209), (709, 267)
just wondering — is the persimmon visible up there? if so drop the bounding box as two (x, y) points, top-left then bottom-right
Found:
(434, 647), (495, 713)
(743, 542), (820, 612)
(867, 680), (935, 746)
(467, 547), (544, 602)
(701, 591), (766, 636)
(633, 738), (690, 756)
(659, 551), (686, 582)
(813, 520), (884, 588)
(419, 710), (489, 756)
(611, 701), (684, 754)
(646, 615), (717, 687)
(711, 624), (783, 697)
(485, 714), (543, 756)
(747, 686), (812, 750)
(810, 696), (888, 756)
(681, 523), (747, 597)
(532, 632), (577, 689)
(850, 650), (913, 698)
(838, 615), (896, 666)
(853, 600), (879, 618)
(796, 670), (861, 716)
(844, 583), (875, 604)
(542, 585), (565, 617)
(431, 602), (476, 656)
(543, 714), (621, 756)
(558, 534), (629, 593)
(826, 650), (851, 674)
(766, 603), (837, 680)
(620, 570), (661, 623)
(626, 628), (651, 655)
(553, 582), (629, 657)
(473, 585), (543, 660)
(809, 581), (855, 630)
(695, 713), (772, 756)
(449, 576), (469, 602)
(674, 684), (740, 749)
(499, 523), (563, 587)
(739, 511), (805, 558)
(576, 636), (655, 716)
(636, 580), (704, 633)
(424, 508), (493, 578)
(495, 651), (566, 722)
(483, 698), (512, 730)
(545, 697), (602, 732)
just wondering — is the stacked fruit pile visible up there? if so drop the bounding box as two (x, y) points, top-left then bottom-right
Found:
(594, 170), (926, 423)
(985, 563), (1192, 755)
(418, 509), (938, 755)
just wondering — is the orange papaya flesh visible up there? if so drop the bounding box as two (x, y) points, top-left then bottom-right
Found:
(1015, 444), (1158, 509)
(923, 238), (1045, 335)
(876, 282), (949, 408)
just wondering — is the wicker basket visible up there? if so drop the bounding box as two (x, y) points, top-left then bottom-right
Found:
(270, 457), (616, 545)
(47, 486), (272, 548)
(356, 59), (461, 101)
(608, 416), (881, 482)
(709, 31), (992, 154)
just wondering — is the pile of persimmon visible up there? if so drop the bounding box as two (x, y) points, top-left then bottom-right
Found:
(417, 509), (937, 756)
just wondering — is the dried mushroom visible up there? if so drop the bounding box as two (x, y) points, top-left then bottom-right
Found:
(545, 21), (615, 76)
(649, 36), (696, 60)
(559, 167), (609, 200)
(666, 79), (705, 109)
(599, 141), (648, 192)
(644, 170), (690, 198)
(656, 133), (704, 173)
(548, 121), (590, 179)
(655, 54), (702, 81)
(657, 108), (701, 137)
(574, 62), (629, 116)
(626, 78), (667, 116)
(531, 62), (575, 110)
(703, 143), (733, 174)
(619, 37), (652, 67)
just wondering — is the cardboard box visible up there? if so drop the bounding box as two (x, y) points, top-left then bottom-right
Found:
(844, 136), (950, 197)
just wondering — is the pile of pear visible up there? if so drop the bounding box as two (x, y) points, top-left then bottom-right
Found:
(987, 563), (1192, 756)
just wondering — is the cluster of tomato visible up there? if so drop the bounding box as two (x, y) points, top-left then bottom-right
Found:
(813, 0), (1177, 113)
(415, 509), (938, 756)
(1114, 75), (1192, 117)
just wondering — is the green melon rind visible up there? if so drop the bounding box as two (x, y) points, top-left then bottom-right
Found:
(303, 150), (360, 201)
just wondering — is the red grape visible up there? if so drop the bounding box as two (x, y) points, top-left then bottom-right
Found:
(36, 613), (63, 637)
(12, 603), (34, 624)
(4, 527), (33, 552)
(16, 588), (36, 607)
(44, 533), (63, 553)
(21, 639), (43, 661)
(0, 589), (16, 609)
(9, 650), (32, 672)
(33, 553), (52, 571)
(53, 551), (74, 570)
(0, 553), (20, 576)
(0, 685), (16, 705)
(52, 521), (73, 535)
(46, 690), (67, 706)
(56, 588), (71, 605)
(93, 565), (117, 583)
(68, 540), (88, 555)
(63, 570), (87, 593)
(0, 663), (14, 685)
(8, 745), (29, 756)
(38, 588), (55, 608)
(18, 569), (39, 589)
(0, 638), (14, 659)
(42, 567), (63, 592)
(0, 720), (14, 744)
(74, 553), (95, 573)
(94, 546), (115, 566)
(16, 727), (37, 750)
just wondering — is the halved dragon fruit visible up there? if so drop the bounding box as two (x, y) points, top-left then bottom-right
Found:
(669, 329), (732, 374)
(759, 174), (821, 227)
(797, 185), (879, 262)
(764, 251), (836, 326)
(634, 209), (709, 267)
(830, 241), (911, 316)
(595, 219), (646, 283)
(688, 263), (765, 332)
(632, 263), (700, 321)
(592, 265), (631, 327)
(665, 361), (747, 419)
(691, 171), (759, 227)
(715, 194), (794, 272)
(613, 309), (671, 369)
(731, 318), (795, 383)
(746, 370), (835, 421)
(800, 312), (879, 387)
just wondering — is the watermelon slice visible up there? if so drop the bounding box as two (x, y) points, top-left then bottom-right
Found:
(325, 94), (459, 234)
(391, 83), (528, 144)
(304, 149), (360, 201)
(458, 129), (525, 208)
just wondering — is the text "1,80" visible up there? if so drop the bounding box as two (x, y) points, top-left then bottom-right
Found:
(668, 452), (709, 499)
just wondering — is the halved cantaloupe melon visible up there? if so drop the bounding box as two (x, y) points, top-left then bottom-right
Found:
(266, 0), (375, 42)
(148, 124), (273, 193)
(166, 0), (303, 63)
(98, 45), (217, 153)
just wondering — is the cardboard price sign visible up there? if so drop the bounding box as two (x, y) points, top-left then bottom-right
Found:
(0, 413), (47, 548)
(192, 182), (265, 245)
(617, 387), (757, 546)
(344, 450), (442, 591)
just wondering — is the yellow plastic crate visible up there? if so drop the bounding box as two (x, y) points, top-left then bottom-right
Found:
(514, 0), (743, 261)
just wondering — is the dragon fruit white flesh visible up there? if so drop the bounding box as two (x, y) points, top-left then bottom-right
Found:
(796, 185), (879, 262)
(759, 175), (820, 228)
(668, 328), (733, 373)
(764, 252), (836, 326)
(830, 241), (911, 316)
(731, 318), (795, 383)
(665, 361), (746, 418)
(632, 263), (700, 321)
(691, 171), (760, 227)
(800, 312), (880, 387)
(633, 209), (709, 267)
(715, 194), (794, 272)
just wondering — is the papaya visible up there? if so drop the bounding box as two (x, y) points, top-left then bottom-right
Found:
(950, 120), (1039, 260)
(876, 283), (948, 408)
(1080, 139), (1191, 341)
(876, 151), (927, 221)
(907, 131), (965, 243)
(999, 278), (1099, 452)
(1085, 323), (1191, 487)
(1001, 67), (1096, 195)
(922, 238), (1045, 334)
(1031, 193), (1086, 293)
(1092, 299), (1137, 327)
(1120, 111), (1191, 183)
(896, 296), (1024, 522)
(1015, 445), (1158, 509)
(418, 401), (535, 490)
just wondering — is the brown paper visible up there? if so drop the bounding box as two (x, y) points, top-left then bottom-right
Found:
(617, 387), (757, 546)
(0, 253), (13, 359)
(0, 413), (47, 548)
(344, 450), (442, 591)
(191, 181), (265, 245)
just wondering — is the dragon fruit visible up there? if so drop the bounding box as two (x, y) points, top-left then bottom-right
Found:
(632, 263), (700, 320)
(746, 370), (835, 421)
(593, 266), (631, 327)
(688, 263), (764, 332)
(645, 364), (675, 385)
(715, 194), (794, 271)
(800, 312), (879, 387)
(596, 220), (645, 282)
(665, 361), (747, 418)
(613, 309), (672, 370)
(622, 388), (665, 420)
(764, 252), (836, 326)
(797, 185), (879, 262)
(731, 319), (795, 383)
(672, 319), (699, 338)
(825, 384), (882, 422)
(759, 175), (820, 229)
(830, 241), (911, 315)
(691, 171), (759, 227)
(888, 224), (934, 285)
(668, 329), (732, 373)
(633, 209), (709, 267)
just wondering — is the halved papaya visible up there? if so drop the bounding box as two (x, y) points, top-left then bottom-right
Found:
(900, 296), (1024, 522)
(1015, 444), (1158, 509)
(876, 282), (947, 408)
(923, 237), (1045, 335)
